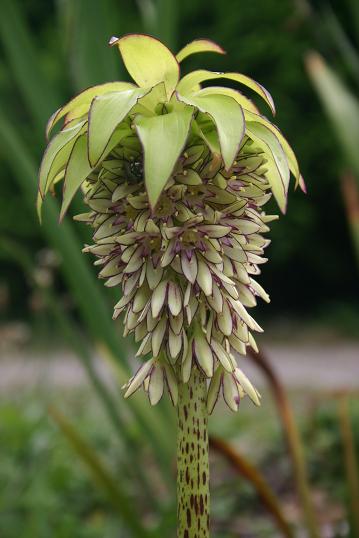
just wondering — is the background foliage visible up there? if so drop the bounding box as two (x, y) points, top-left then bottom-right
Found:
(0, 0), (358, 537)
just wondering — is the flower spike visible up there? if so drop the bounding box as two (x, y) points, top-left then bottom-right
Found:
(38, 33), (303, 414)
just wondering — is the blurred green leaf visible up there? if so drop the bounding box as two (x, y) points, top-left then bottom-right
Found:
(48, 406), (150, 537)
(306, 52), (359, 181)
(0, 0), (61, 128)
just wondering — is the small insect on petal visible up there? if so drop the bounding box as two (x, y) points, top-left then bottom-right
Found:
(148, 365), (164, 406)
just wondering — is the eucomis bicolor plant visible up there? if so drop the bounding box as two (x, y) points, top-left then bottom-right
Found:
(39, 34), (304, 538)
(39, 34), (304, 412)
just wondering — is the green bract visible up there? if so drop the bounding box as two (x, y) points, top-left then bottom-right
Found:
(39, 34), (303, 217)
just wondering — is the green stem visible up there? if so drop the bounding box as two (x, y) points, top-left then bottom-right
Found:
(177, 366), (210, 538)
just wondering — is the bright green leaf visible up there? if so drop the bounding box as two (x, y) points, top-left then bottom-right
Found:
(176, 39), (225, 62)
(180, 93), (245, 170)
(135, 106), (194, 207)
(88, 88), (147, 166)
(135, 82), (167, 115)
(46, 82), (135, 138)
(244, 109), (300, 186)
(39, 120), (86, 196)
(60, 134), (92, 220)
(246, 121), (290, 212)
(110, 34), (179, 99)
(177, 70), (276, 115)
(196, 86), (259, 114)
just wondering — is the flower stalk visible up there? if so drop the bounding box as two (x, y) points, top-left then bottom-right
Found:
(177, 366), (209, 538)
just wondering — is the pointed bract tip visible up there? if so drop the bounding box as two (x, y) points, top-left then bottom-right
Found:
(109, 36), (119, 47)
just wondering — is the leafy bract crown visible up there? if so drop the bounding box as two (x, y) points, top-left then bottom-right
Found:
(38, 34), (304, 219)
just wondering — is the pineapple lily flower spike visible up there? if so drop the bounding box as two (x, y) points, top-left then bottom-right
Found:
(38, 34), (304, 538)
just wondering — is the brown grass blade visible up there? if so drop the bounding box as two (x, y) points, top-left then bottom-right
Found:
(210, 436), (294, 538)
(248, 348), (320, 538)
(337, 393), (359, 536)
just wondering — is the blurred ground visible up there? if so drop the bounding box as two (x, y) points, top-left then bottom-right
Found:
(1, 343), (358, 391)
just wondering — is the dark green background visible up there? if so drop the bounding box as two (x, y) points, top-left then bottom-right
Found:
(1, 0), (357, 332)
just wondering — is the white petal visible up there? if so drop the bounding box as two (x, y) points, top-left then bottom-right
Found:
(169, 311), (184, 335)
(151, 318), (167, 357)
(181, 251), (198, 284)
(148, 365), (164, 405)
(211, 340), (233, 372)
(207, 367), (223, 414)
(163, 362), (178, 405)
(124, 359), (153, 398)
(217, 300), (233, 336)
(136, 332), (152, 356)
(151, 281), (168, 318)
(182, 345), (192, 383)
(234, 367), (260, 406)
(197, 259), (213, 296)
(222, 372), (240, 412)
(168, 329), (182, 359)
(194, 332), (214, 377)
(146, 260), (163, 290)
(168, 282), (182, 316)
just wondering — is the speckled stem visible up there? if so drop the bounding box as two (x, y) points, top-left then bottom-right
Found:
(177, 366), (210, 538)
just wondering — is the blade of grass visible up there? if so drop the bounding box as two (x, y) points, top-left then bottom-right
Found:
(305, 52), (359, 182)
(210, 436), (294, 538)
(337, 393), (359, 536)
(137, 0), (178, 49)
(0, 0), (62, 128)
(59, 0), (125, 90)
(248, 348), (320, 538)
(48, 405), (150, 537)
(322, 6), (359, 85)
(0, 107), (125, 359)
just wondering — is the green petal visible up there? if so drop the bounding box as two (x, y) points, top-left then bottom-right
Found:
(110, 34), (179, 99)
(39, 120), (86, 196)
(176, 39), (225, 62)
(196, 86), (260, 114)
(46, 82), (135, 138)
(180, 93), (245, 170)
(177, 70), (275, 115)
(246, 121), (290, 212)
(244, 109), (300, 186)
(135, 106), (194, 208)
(60, 134), (92, 220)
(88, 88), (147, 166)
